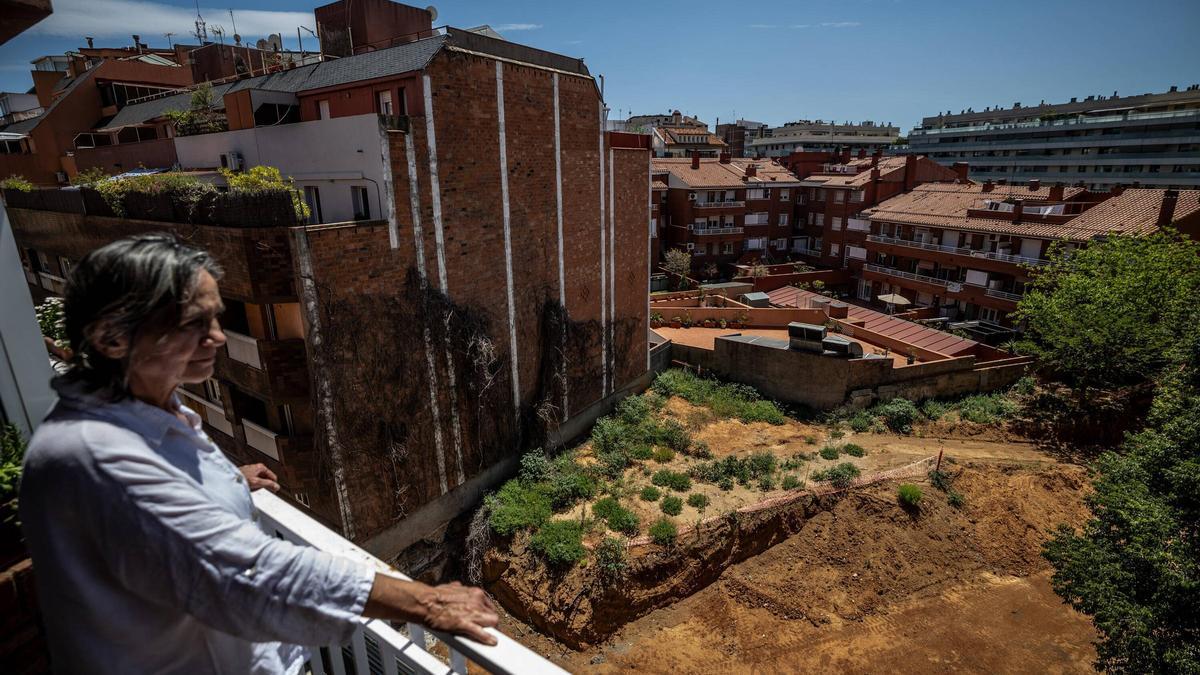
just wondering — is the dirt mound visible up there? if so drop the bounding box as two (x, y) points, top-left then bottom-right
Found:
(485, 462), (1090, 649)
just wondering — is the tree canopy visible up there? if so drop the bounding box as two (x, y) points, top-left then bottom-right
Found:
(1015, 231), (1200, 390)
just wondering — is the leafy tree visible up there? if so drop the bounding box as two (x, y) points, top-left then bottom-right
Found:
(663, 248), (692, 290)
(220, 165), (310, 221)
(1044, 331), (1200, 673)
(1015, 231), (1200, 391)
(163, 83), (227, 136)
(70, 167), (110, 187)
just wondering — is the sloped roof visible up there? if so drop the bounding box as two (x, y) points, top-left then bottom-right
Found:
(863, 183), (1099, 238)
(1063, 188), (1200, 238)
(1, 69), (97, 135)
(652, 157), (800, 188)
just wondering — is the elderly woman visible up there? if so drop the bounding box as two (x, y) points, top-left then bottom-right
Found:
(20, 234), (498, 674)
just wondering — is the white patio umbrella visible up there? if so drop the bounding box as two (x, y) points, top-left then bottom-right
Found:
(876, 293), (911, 306)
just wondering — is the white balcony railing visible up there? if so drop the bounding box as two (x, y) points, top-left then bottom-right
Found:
(178, 388), (235, 437)
(846, 218), (871, 232)
(251, 489), (567, 675)
(24, 269), (38, 285)
(863, 263), (950, 287)
(224, 330), (262, 369)
(694, 226), (744, 236)
(792, 246), (822, 257)
(974, 250), (1047, 266)
(985, 287), (1024, 302)
(243, 419), (281, 461)
(867, 235), (972, 256)
(38, 272), (66, 295)
(693, 200), (745, 209)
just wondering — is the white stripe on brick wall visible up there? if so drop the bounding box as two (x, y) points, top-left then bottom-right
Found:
(598, 101), (608, 395)
(381, 122), (399, 249)
(608, 147), (616, 392)
(293, 229), (356, 539)
(553, 73), (569, 422)
(422, 74), (449, 293)
(404, 137), (449, 494)
(496, 61), (522, 421)
(646, 150), (652, 371)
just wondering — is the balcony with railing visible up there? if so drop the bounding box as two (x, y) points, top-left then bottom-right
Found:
(252, 489), (567, 675)
(865, 235), (1047, 271)
(224, 330), (263, 369)
(863, 263), (950, 288)
(177, 388), (235, 437)
(846, 218), (871, 232)
(792, 245), (823, 257)
(216, 332), (309, 400)
(37, 271), (67, 295)
(243, 419), (283, 461)
(692, 200), (745, 210)
(693, 226), (744, 236)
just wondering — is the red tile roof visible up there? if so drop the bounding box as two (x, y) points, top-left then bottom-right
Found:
(652, 157), (800, 188)
(767, 286), (979, 357)
(1061, 188), (1200, 238)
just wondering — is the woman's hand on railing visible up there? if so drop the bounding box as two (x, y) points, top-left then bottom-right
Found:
(364, 575), (500, 646)
(239, 463), (280, 492)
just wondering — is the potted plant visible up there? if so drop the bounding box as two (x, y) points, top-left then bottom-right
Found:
(719, 318), (728, 329)
(702, 318), (715, 328)
(682, 312), (694, 328)
(737, 311), (750, 328)
(669, 316), (682, 329)
(650, 312), (663, 328)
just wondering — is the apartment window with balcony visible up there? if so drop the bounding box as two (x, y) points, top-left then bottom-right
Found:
(834, 191), (845, 203)
(351, 186), (371, 220)
(773, 238), (787, 249)
(858, 279), (872, 301)
(814, 213), (824, 227)
(779, 214), (789, 226)
(850, 190), (864, 202)
(377, 90), (393, 115)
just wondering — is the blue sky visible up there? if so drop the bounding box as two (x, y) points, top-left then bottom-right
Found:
(2, 0), (1197, 131)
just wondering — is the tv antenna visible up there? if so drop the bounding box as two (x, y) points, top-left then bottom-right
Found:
(192, 0), (207, 42)
(164, 32), (175, 48)
(211, 25), (225, 45)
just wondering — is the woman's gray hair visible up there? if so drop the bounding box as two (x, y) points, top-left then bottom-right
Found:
(62, 233), (223, 398)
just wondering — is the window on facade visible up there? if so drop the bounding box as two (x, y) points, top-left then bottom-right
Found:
(318, 99), (330, 120)
(203, 379), (223, 405)
(779, 214), (789, 226)
(831, 216), (842, 230)
(830, 243), (841, 257)
(352, 186), (371, 220)
(774, 238), (787, 249)
(834, 191), (845, 203)
(303, 186), (323, 224)
(377, 90), (393, 115)
(779, 189), (789, 200)
(814, 213), (824, 227)
(850, 190), (864, 202)
(722, 242), (733, 254)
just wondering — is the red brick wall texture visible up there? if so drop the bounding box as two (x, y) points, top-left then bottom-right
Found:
(294, 50), (649, 544)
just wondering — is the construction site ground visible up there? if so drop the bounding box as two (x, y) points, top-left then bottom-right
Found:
(497, 411), (1099, 673)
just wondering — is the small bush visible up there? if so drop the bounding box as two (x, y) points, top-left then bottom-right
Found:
(640, 485), (661, 502)
(519, 449), (553, 483)
(651, 369), (786, 425)
(487, 481), (552, 535)
(757, 475), (775, 491)
(653, 447), (676, 463)
(921, 399), (949, 421)
(819, 446), (840, 460)
(781, 454), (806, 470)
(0, 175), (34, 192)
(660, 495), (683, 516)
(649, 518), (678, 547)
(607, 505), (641, 534)
(848, 412), (873, 433)
(898, 484), (923, 507)
(928, 469), (952, 492)
(748, 451), (776, 477)
(804, 434), (819, 445)
(652, 469), (692, 492)
(688, 440), (714, 459)
(595, 536), (628, 581)
(717, 476), (734, 491)
(686, 493), (710, 510)
(812, 462), (861, 489)
(956, 393), (1021, 425)
(530, 520), (586, 567)
(657, 419), (693, 453)
(829, 428), (845, 440)
(592, 496), (622, 521)
(628, 444), (654, 461)
(616, 395), (652, 425)
(947, 490), (965, 509)
(842, 443), (867, 458)
(877, 398), (920, 433)
(782, 475), (802, 490)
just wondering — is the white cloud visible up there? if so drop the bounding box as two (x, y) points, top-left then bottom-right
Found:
(494, 23), (543, 31)
(790, 24), (811, 28)
(29, 0), (312, 40)
(749, 23), (778, 29)
(820, 21), (862, 28)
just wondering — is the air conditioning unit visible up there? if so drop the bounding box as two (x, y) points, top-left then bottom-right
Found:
(687, 193), (696, 201)
(685, 243), (695, 251)
(55, 171), (68, 183)
(219, 151), (244, 171)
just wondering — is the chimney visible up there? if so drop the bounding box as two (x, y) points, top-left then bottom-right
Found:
(1049, 183), (1064, 201)
(840, 146), (851, 163)
(903, 153), (917, 191)
(719, 151), (732, 164)
(1012, 199), (1024, 223)
(951, 162), (969, 183)
(1156, 189), (1179, 228)
(745, 163), (757, 178)
(85, 36), (94, 49)
(997, 179), (1007, 186)
(857, 148), (866, 159)
(691, 150), (700, 170)
(1028, 178), (1040, 191)
(132, 35), (141, 53)
(982, 179), (995, 193)
(870, 168), (881, 182)
(1110, 184), (1125, 196)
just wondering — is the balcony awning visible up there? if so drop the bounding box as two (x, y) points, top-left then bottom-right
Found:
(0, 131), (28, 141)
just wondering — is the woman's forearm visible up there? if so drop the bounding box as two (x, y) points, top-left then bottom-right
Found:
(362, 574), (500, 646)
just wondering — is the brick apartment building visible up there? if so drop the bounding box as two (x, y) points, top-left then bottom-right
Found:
(793, 149), (965, 272)
(7, 15), (651, 561)
(715, 119), (769, 158)
(858, 182), (1200, 325)
(653, 153), (802, 274)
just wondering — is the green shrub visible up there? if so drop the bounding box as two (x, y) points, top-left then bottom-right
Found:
(628, 444), (654, 461)
(653, 447), (676, 463)
(487, 481), (552, 535)
(898, 483), (923, 507)
(592, 496), (622, 521)
(947, 490), (965, 509)
(591, 416), (633, 456)
(544, 468), (597, 509)
(530, 520), (586, 567)
(956, 392), (1021, 424)
(812, 462), (861, 489)
(717, 476), (734, 491)
(757, 474), (775, 491)
(649, 518), (678, 547)
(640, 485), (661, 502)
(748, 451), (776, 477)
(651, 369), (786, 424)
(921, 399), (949, 421)
(842, 443), (867, 458)
(686, 493), (710, 510)
(781, 454), (805, 470)
(606, 505), (641, 535)
(656, 419), (692, 453)
(804, 434), (819, 444)
(1, 424), (27, 528)
(829, 428), (845, 440)
(848, 411), (873, 432)
(688, 440), (714, 459)
(616, 395), (652, 425)
(660, 495), (683, 515)
(928, 469), (952, 492)
(0, 175), (34, 192)
(782, 475), (802, 490)
(519, 448), (553, 483)
(877, 398), (920, 433)
(595, 536), (628, 581)
(819, 446), (840, 460)
(651, 469), (691, 491)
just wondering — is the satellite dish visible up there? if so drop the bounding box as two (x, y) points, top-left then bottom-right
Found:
(255, 39), (268, 50)
(426, 5), (438, 22)
(267, 33), (283, 50)
(233, 33), (242, 45)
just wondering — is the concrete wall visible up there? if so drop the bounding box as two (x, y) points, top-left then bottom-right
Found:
(174, 114), (389, 225)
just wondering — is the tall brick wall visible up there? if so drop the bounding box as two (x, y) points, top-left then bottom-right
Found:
(294, 49), (648, 550)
